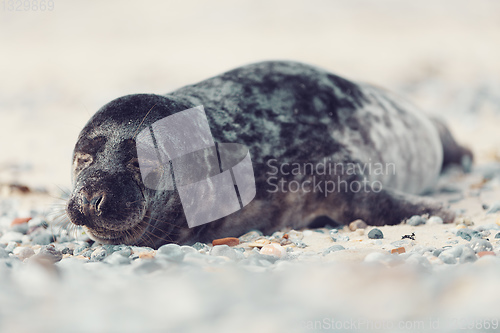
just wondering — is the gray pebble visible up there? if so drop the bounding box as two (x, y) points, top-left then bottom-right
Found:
(5, 242), (17, 253)
(427, 216), (444, 225)
(37, 245), (63, 263)
(469, 239), (493, 253)
(91, 248), (108, 262)
(210, 245), (244, 261)
(486, 202), (500, 214)
(433, 249), (444, 257)
(322, 245), (345, 255)
(330, 232), (349, 242)
(456, 229), (480, 241)
(0, 248), (8, 259)
(0, 231), (23, 244)
(11, 223), (29, 234)
(292, 240), (307, 248)
(12, 246), (35, 260)
(31, 232), (56, 245)
(245, 249), (279, 264)
(81, 249), (93, 258)
(134, 260), (162, 274)
(459, 246), (477, 263)
(104, 252), (131, 265)
(367, 228), (384, 239)
(439, 252), (457, 264)
(238, 230), (263, 242)
(157, 244), (184, 262)
(113, 246), (132, 257)
(180, 246), (197, 254)
(73, 242), (90, 256)
(349, 219), (368, 231)
(407, 215), (426, 226)
(192, 242), (210, 252)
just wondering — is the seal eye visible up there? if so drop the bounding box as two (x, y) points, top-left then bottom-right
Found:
(74, 152), (93, 173)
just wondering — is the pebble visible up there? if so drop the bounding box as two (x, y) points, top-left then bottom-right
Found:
(238, 230), (263, 242)
(477, 251), (496, 257)
(212, 237), (240, 247)
(10, 217), (32, 226)
(469, 239), (493, 253)
(211, 245), (245, 261)
(455, 216), (474, 226)
(192, 242), (210, 253)
(5, 242), (18, 253)
(406, 215), (426, 226)
(456, 228), (480, 241)
(157, 244), (184, 262)
(90, 248), (108, 262)
(133, 260), (162, 274)
(459, 246), (477, 263)
(322, 245), (345, 255)
(438, 251), (457, 264)
(180, 246), (197, 254)
(104, 252), (131, 265)
(113, 245), (132, 257)
(427, 216), (444, 225)
(11, 223), (29, 234)
(367, 228), (384, 239)
(31, 232), (57, 245)
(73, 242), (90, 256)
(260, 243), (286, 258)
(349, 219), (367, 231)
(36, 244), (63, 263)
(330, 233), (349, 242)
(0, 231), (24, 244)
(0, 247), (9, 259)
(12, 246), (35, 260)
(486, 202), (500, 214)
(391, 247), (405, 254)
(495, 232), (500, 239)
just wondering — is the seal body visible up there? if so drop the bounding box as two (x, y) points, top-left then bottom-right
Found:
(66, 61), (472, 247)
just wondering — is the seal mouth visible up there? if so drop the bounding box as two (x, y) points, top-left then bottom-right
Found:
(84, 217), (150, 245)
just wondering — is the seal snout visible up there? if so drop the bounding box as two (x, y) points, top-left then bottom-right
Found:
(66, 170), (148, 244)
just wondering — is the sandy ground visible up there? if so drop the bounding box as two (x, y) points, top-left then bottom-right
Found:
(1, 1), (500, 332)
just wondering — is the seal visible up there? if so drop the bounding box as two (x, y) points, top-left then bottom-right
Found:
(66, 61), (472, 247)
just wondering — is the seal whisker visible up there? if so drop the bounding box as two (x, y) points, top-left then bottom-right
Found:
(132, 103), (157, 139)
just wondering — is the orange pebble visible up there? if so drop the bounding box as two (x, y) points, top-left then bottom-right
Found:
(391, 247), (406, 254)
(139, 252), (156, 259)
(212, 237), (240, 247)
(11, 217), (32, 226)
(477, 251), (496, 257)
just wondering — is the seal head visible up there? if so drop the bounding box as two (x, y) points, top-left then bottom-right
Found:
(66, 94), (187, 245)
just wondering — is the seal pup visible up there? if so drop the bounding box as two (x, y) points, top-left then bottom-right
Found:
(66, 61), (472, 247)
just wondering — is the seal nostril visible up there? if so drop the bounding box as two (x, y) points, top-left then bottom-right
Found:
(90, 194), (105, 214)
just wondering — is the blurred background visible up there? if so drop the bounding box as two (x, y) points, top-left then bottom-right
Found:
(1, 0), (499, 191)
